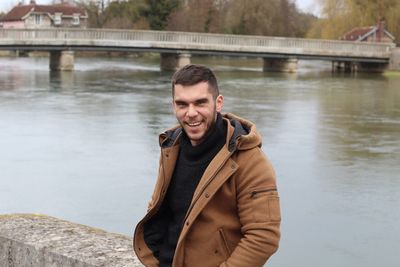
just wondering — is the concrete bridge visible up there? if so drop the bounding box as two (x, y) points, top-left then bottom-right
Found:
(0, 28), (398, 72)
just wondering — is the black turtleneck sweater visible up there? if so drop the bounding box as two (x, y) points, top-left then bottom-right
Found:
(158, 113), (227, 267)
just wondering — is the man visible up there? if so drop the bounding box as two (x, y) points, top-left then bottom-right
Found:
(134, 64), (280, 267)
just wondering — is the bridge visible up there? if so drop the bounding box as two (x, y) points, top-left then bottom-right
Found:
(0, 28), (398, 72)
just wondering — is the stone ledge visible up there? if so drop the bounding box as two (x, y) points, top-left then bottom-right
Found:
(0, 214), (143, 267)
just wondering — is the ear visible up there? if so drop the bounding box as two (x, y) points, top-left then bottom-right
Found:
(215, 94), (224, 112)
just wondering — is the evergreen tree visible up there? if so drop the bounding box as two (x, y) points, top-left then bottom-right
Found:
(147, 0), (180, 30)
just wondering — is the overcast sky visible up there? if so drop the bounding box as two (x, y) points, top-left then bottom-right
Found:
(0, 0), (319, 15)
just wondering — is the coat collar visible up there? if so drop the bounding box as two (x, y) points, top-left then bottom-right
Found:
(159, 113), (261, 152)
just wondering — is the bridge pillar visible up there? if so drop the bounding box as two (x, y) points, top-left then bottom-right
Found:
(263, 58), (298, 73)
(160, 53), (191, 71)
(49, 51), (74, 71)
(389, 48), (400, 71)
(332, 61), (357, 73)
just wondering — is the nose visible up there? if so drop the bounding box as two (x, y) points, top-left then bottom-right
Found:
(186, 104), (198, 117)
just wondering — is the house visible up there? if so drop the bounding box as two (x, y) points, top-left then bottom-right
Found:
(0, 0), (88, 29)
(341, 21), (395, 43)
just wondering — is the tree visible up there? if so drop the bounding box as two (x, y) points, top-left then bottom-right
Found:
(167, 0), (221, 33)
(307, 0), (400, 44)
(221, 0), (315, 37)
(102, 0), (150, 29)
(147, 0), (180, 30)
(77, 0), (317, 38)
(77, 1), (106, 28)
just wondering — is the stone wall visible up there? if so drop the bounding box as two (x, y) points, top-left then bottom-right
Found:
(0, 214), (144, 267)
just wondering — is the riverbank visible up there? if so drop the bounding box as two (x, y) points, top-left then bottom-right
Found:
(0, 214), (143, 267)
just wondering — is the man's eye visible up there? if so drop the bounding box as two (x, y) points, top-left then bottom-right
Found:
(196, 101), (207, 106)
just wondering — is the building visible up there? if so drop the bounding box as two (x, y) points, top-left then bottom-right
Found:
(0, 0), (88, 29)
(341, 21), (395, 43)
(333, 21), (395, 73)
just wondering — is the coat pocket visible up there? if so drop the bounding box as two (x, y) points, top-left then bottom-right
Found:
(250, 188), (281, 223)
(218, 228), (232, 260)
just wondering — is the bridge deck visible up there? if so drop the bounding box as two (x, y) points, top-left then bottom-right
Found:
(0, 28), (395, 63)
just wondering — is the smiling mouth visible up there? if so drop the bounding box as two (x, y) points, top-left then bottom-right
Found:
(187, 121), (201, 127)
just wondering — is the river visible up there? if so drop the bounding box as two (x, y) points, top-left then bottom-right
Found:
(0, 55), (399, 266)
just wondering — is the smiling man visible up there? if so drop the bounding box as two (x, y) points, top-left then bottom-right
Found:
(134, 64), (281, 267)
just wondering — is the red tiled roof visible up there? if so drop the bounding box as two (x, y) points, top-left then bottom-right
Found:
(1, 4), (86, 22)
(1, 5), (33, 21)
(341, 27), (374, 41)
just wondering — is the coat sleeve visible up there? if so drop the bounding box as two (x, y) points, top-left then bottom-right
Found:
(220, 148), (281, 267)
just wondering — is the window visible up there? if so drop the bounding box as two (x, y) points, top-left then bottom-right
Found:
(72, 14), (80, 26)
(33, 14), (41, 25)
(54, 13), (62, 26)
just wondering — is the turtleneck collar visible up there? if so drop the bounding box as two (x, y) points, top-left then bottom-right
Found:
(180, 113), (226, 164)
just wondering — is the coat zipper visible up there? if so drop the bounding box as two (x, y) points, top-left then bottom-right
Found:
(250, 188), (277, 198)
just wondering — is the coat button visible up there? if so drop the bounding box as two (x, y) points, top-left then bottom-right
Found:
(205, 193), (210, 198)
(186, 221), (189, 226)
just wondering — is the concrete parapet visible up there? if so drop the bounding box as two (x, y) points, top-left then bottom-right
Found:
(160, 53), (191, 71)
(49, 51), (74, 71)
(0, 214), (143, 267)
(263, 58), (298, 73)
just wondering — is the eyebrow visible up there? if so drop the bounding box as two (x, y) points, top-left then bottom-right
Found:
(174, 98), (209, 105)
(195, 98), (209, 104)
(174, 100), (188, 105)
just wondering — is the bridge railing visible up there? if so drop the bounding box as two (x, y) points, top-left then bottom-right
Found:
(0, 28), (395, 57)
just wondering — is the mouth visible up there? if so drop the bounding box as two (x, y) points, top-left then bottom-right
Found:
(186, 121), (202, 127)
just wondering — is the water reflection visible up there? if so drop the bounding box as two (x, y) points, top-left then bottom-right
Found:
(49, 71), (75, 91)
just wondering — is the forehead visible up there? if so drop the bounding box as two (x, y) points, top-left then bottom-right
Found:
(173, 81), (213, 100)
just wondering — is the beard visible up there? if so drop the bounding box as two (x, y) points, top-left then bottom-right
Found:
(178, 108), (218, 146)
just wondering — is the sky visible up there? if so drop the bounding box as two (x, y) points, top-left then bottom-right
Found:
(0, 0), (319, 15)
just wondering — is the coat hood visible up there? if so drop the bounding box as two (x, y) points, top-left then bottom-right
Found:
(159, 113), (262, 152)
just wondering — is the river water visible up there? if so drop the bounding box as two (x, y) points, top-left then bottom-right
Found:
(0, 55), (399, 266)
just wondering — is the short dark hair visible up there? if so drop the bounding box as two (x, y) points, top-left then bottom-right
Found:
(171, 64), (219, 98)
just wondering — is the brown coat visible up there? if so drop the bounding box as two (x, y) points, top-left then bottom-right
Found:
(134, 113), (281, 267)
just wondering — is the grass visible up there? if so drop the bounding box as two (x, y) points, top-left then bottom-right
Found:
(383, 70), (400, 77)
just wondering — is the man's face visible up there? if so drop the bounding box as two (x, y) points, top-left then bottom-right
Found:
(173, 81), (223, 146)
